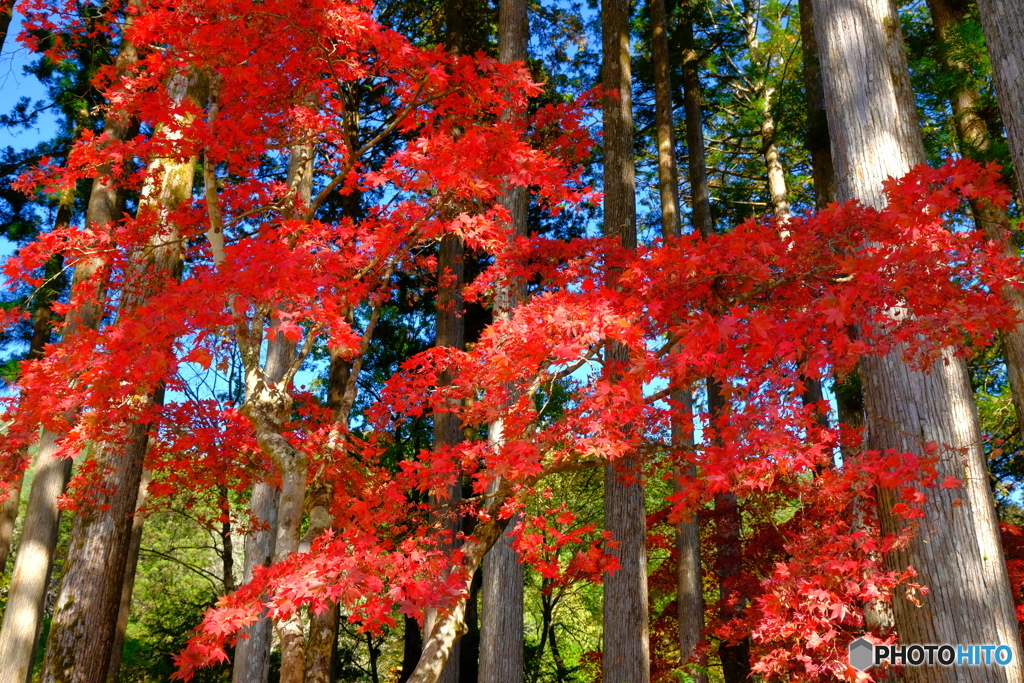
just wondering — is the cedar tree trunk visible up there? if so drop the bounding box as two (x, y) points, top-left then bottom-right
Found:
(812, 0), (1024, 680)
(601, 0), (650, 679)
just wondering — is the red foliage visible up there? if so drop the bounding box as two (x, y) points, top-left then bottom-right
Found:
(2, 0), (1023, 680)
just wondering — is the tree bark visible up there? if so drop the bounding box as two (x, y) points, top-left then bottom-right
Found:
(105, 470), (151, 683)
(230, 143), (313, 683)
(680, 12), (713, 240)
(231, 481), (279, 683)
(0, 239), (69, 577)
(798, 0), (836, 209)
(927, 0), (1024, 450)
(650, 0), (680, 240)
(400, 614), (424, 683)
(650, 2), (707, 679)
(706, 383), (750, 683)
(975, 0), (1024, 196)
(40, 71), (204, 683)
(479, 423), (524, 683)
(0, 35), (138, 683)
(601, 0), (650, 679)
(424, 231), (466, 683)
(477, 0), (528, 679)
(813, 1), (1024, 681)
(408, 515), (511, 683)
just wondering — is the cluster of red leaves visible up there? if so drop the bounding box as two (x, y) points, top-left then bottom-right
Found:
(2, 0), (1023, 679)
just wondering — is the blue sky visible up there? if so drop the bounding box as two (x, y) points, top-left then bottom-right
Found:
(1, 13), (59, 150)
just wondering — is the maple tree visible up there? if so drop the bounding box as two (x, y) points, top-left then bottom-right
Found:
(0, 0), (1023, 682)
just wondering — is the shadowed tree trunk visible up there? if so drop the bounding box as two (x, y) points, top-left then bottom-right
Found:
(0, 243), (68, 577)
(707, 383), (750, 683)
(927, 0), (1024, 448)
(0, 36), (138, 683)
(407, 509), (513, 683)
(40, 71), (206, 683)
(813, 0), (1024, 681)
(425, 228), (466, 683)
(231, 481), (279, 683)
(650, 1), (707, 679)
(477, 0), (527, 679)
(601, 0), (650, 679)
(798, 0), (836, 209)
(400, 615), (424, 683)
(975, 0), (1024, 192)
(305, 184), (367, 683)
(680, 11), (747, 682)
(680, 13), (712, 241)
(305, 350), (351, 683)
(105, 470), (152, 683)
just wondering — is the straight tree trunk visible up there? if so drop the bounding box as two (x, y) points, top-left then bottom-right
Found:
(812, 1), (1024, 681)
(477, 0), (527, 679)
(408, 514), (512, 683)
(0, 36), (138, 683)
(105, 470), (151, 683)
(680, 14), (713, 240)
(255, 327), (304, 683)
(975, 0), (1024, 195)
(400, 614), (424, 683)
(425, 229), (466, 683)
(303, 350), (347, 683)
(426, 6), (492, 673)
(601, 0), (650, 679)
(458, 571), (480, 683)
(231, 481), (279, 683)
(740, 0), (790, 220)
(706, 383), (750, 683)
(40, 71), (205, 683)
(927, 0), (1024, 449)
(0, 241), (69, 577)
(650, 2), (707, 679)
(798, 0), (837, 209)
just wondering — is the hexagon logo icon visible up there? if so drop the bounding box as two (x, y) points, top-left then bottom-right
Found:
(849, 637), (875, 671)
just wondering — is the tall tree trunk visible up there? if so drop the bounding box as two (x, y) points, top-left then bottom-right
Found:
(707, 383), (750, 683)
(408, 514), (512, 683)
(601, 0), (650, 679)
(231, 482), (279, 683)
(302, 503), (337, 683)
(975, 0), (1024, 195)
(740, 0), (790, 220)
(400, 614), (424, 683)
(425, 229), (466, 683)
(232, 143), (313, 683)
(680, 14), (713, 240)
(650, 0), (680, 240)
(40, 71), (205, 683)
(477, 0), (527, 679)
(798, 0), (836, 209)
(425, 17), (475, 681)
(0, 36), (137, 683)
(255, 327), (305, 683)
(928, 0), (1024, 447)
(105, 470), (151, 683)
(813, 1), (1024, 681)
(650, 2), (707, 679)
(0, 239), (68, 577)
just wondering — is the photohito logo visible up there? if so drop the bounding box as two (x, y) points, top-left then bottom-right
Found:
(848, 637), (1014, 671)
